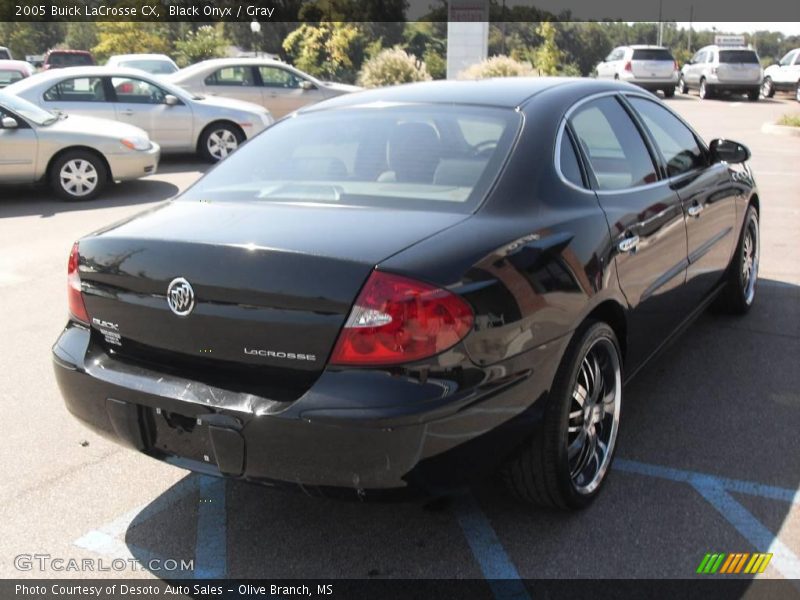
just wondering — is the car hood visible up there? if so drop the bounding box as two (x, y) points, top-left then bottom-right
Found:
(192, 94), (269, 116)
(45, 114), (148, 139)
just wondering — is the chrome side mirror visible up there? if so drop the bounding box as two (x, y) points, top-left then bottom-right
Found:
(1, 116), (18, 128)
(299, 80), (316, 91)
(164, 94), (179, 106)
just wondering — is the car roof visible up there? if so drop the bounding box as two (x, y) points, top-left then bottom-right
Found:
(628, 45), (670, 50)
(698, 45), (757, 52)
(47, 49), (92, 55)
(299, 77), (634, 113)
(4, 66), (163, 93)
(108, 54), (174, 62)
(0, 60), (32, 70)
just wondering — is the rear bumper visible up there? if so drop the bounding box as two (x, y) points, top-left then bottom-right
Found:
(706, 81), (761, 93)
(53, 323), (565, 496)
(106, 143), (160, 182)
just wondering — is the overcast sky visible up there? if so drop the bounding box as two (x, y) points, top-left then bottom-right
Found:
(675, 22), (800, 36)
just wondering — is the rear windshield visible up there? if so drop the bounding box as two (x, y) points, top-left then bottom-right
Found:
(47, 53), (94, 67)
(120, 59), (178, 75)
(181, 105), (521, 214)
(719, 50), (759, 64)
(632, 49), (674, 61)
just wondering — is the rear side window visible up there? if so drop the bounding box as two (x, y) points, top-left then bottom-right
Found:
(569, 97), (657, 191)
(628, 97), (706, 177)
(632, 49), (674, 61)
(559, 132), (584, 187)
(719, 50), (759, 64)
(205, 67), (254, 86)
(43, 77), (106, 102)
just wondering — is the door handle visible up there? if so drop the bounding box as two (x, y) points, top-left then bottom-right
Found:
(618, 235), (640, 253)
(120, 109), (134, 116)
(687, 203), (704, 217)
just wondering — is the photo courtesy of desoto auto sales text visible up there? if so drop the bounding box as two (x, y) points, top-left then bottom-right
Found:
(0, 0), (798, 598)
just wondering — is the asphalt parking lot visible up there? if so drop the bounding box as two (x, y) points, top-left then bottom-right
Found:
(1, 92), (799, 587)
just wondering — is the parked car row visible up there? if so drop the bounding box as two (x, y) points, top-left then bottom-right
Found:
(0, 54), (365, 201)
(597, 43), (800, 103)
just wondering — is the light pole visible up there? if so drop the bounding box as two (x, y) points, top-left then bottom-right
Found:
(250, 20), (261, 57)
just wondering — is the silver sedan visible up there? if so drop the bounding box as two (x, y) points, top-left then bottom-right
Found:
(5, 66), (274, 161)
(0, 92), (160, 200)
(167, 58), (360, 119)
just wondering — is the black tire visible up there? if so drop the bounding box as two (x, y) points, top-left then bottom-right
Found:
(747, 88), (760, 102)
(712, 205), (759, 315)
(678, 76), (688, 94)
(48, 150), (107, 201)
(198, 122), (244, 162)
(699, 78), (713, 99)
(663, 87), (675, 98)
(761, 77), (775, 98)
(502, 321), (623, 510)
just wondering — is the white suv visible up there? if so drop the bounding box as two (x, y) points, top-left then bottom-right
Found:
(762, 48), (800, 101)
(595, 45), (678, 97)
(679, 45), (762, 101)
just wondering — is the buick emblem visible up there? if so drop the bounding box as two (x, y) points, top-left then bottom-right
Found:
(166, 277), (195, 316)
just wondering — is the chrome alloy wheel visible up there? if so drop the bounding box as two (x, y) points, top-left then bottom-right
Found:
(741, 217), (759, 305)
(567, 337), (621, 495)
(207, 129), (239, 160)
(59, 159), (98, 198)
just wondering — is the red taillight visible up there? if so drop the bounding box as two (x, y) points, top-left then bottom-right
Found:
(330, 271), (474, 366)
(67, 242), (89, 324)
(623, 61), (632, 72)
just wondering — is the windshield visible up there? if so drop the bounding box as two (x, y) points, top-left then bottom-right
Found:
(0, 69), (25, 87)
(719, 50), (759, 64)
(0, 93), (57, 125)
(181, 105), (521, 213)
(120, 59), (178, 75)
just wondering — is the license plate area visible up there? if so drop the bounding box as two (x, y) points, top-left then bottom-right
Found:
(149, 408), (212, 464)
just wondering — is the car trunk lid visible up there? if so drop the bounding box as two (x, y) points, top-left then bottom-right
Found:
(77, 200), (467, 400)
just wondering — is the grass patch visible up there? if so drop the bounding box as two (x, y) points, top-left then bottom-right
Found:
(777, 114), (800, 127)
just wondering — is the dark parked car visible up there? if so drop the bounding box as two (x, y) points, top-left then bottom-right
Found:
(53, 78), (760, 509)
(43, 49), (95, 70)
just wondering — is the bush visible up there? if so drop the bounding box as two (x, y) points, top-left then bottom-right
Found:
(777, 114), (800, 127)
(458, 55), (535, 79)
(357, 47), (432, 88)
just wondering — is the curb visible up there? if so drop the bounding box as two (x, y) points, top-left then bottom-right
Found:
(761, 122), (800, 137)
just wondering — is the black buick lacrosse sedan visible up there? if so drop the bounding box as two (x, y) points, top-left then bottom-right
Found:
(53, 78), (759, 509)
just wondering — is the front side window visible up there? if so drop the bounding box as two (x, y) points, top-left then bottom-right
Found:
(205, 67), (254, 86)
(112, 77), (166, 104)
(628, 97), (706, 177)
(180, 105), (521, 213)
(43, 77), (106, 102)
(569, 96), (657, 191)
(259, 66), (301, 88)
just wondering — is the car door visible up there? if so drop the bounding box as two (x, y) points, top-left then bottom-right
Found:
(201, 65), (263, 106)
(787, 51), (800, 86)
(0, 108), (37, 183)
(773, 51), (797, 85)
(40, 75), (117, 120)
(569, 95), (690, 369)
(256, 65), (325, 118)
(684, 51), (704, 86)
(625, 95), (738, 303)
(110, 76), (193, 151)
(597, 48), (623, 79)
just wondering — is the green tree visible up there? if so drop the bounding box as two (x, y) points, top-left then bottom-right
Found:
(174, 25), (230, 67)
(65, 22), (98, 53)
(0, 22), (65, 60)
(92, 22), (170, 63)
(283, 22), (366, 82)
(530, 22), (563, 75)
